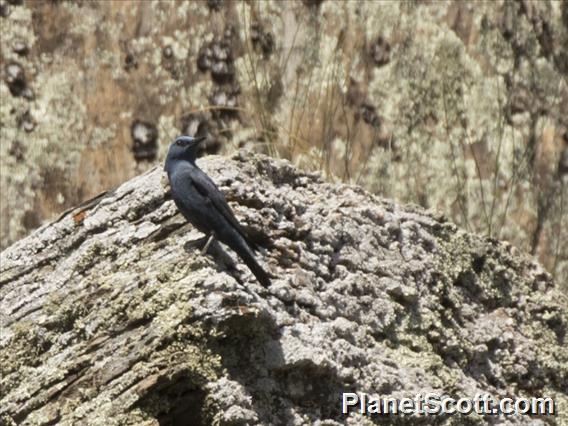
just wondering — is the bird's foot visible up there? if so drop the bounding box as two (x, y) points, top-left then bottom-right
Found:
(201, 232), (216, 255)
(183, 236), (209, 252)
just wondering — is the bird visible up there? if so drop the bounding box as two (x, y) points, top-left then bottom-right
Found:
(164, 135), (271, 287)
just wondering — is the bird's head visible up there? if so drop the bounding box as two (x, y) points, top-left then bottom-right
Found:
(164, 135), (206, 171)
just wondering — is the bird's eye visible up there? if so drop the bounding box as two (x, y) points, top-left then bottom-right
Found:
(176, 140), (184, 147)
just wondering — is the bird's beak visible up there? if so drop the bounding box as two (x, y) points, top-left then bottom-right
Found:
(194, 136), (207, 145)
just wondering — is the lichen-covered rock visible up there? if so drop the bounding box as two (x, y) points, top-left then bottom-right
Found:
(1, 1), (566, 288)
(1, 153), (566, 425)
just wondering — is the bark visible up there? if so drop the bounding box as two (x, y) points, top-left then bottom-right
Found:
(1, 153), (567, 425)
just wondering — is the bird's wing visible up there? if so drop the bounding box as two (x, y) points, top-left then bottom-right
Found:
(190, 170), (259, 251)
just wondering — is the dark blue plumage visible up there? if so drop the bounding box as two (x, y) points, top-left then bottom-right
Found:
(164, 135), (271, 287)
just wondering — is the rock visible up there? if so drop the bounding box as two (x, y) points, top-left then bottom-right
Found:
(1, 153), (566, 425)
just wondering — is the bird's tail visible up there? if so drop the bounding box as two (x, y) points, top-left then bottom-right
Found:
(234, 240), (271, 287)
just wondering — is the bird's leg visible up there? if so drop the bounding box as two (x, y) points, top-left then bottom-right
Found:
(201, 232), (216, 255)
(183, 236), (208, 252)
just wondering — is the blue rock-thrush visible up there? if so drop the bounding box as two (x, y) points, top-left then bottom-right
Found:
(164, 135), (271, 287)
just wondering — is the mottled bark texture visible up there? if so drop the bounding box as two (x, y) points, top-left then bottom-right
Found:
(1, 1), (567, 286)
(1, 154), (567, 425)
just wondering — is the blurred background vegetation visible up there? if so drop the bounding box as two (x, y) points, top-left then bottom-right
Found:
(1, 0), (566, 288)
